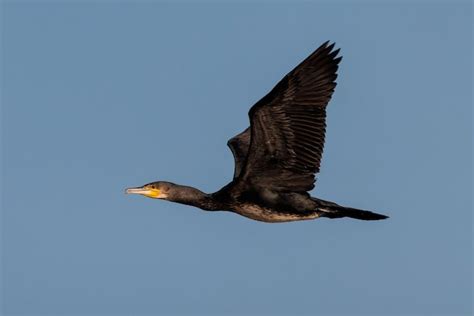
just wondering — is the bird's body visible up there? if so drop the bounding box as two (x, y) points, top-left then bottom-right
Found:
(126, 41), (388, 223)
(229, 203), (320, 223)
(210, 182), (321, 222)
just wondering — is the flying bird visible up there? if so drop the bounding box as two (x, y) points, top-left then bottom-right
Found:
(126, 41), (388, 223)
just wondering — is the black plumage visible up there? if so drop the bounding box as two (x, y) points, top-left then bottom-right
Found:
(126, 41), (388, 223)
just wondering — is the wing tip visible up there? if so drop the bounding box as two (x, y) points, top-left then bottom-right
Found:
(312, 41), (343, 65)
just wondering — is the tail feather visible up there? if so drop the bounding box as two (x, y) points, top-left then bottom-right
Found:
(314, 198), (389, 221)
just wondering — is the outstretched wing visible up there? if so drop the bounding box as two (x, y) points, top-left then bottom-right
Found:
(227, 127), (250, 179)
(240, 41), (342, 192)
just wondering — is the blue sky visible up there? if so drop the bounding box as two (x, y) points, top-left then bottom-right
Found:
(2, 2), (472, 315)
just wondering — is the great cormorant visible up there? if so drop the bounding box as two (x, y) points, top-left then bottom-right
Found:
(126, 41), (388, 223)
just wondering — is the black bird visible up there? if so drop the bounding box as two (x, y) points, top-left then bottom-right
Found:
(126, 41), (388, 223)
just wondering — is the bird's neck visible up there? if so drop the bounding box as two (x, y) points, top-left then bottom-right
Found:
(168, 185), (224, 211)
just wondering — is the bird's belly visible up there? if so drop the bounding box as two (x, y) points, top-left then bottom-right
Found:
(233, 204), (320, 223)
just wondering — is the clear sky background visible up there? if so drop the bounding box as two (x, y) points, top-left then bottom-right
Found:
(1, 1), (472, 315)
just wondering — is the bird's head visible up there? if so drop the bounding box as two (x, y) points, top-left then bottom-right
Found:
(125, 181), (175, 199)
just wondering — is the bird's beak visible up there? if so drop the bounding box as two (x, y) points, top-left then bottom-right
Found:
(125, 187), (164, 199)
(125, 187), (149, 195)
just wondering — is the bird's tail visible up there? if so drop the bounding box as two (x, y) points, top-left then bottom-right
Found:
(313, 198), (389, 221)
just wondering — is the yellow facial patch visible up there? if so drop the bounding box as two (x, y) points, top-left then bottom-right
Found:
(143, 188), (162, 199)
